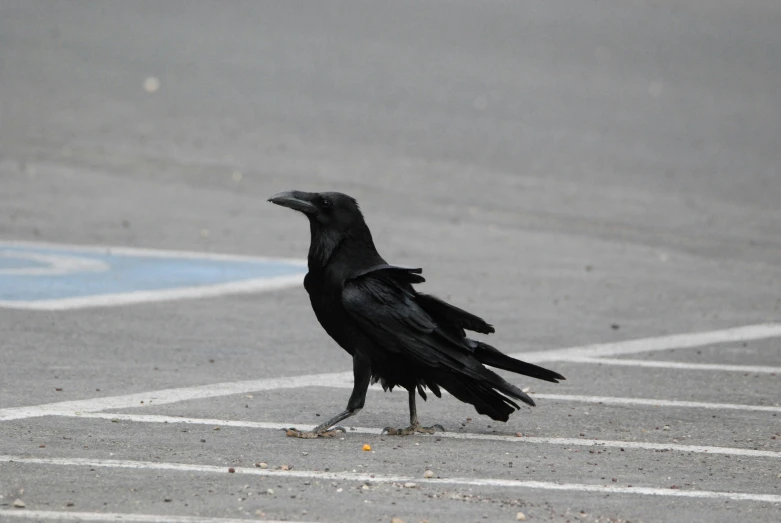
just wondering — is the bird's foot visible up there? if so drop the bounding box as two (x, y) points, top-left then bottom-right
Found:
(381, 423), (445, 436)
(284, 426), (346, 439)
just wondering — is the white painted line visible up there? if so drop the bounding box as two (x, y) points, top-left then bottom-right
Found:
(533, 394), (781, 412)
(4, 376), (780, 423)
(2, 455), (779, 503)
(0, 372), (351, 421)
(0, 251), (109, 276)
(0, 240), (307, 266)
(565, 357), (781, 374)
(513, 323), (781, 363)
(0, 274), (305, 311)
(311, 382), (781, 412)
(0, 510), (300, 523)
(2, 322), (780, 420)
(70, 412), (781, 459)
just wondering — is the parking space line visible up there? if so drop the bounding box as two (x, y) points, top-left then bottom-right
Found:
(533, 394), (781, 412)
(0, 510), (301, 523)
(2, 455), (779, 503)
(3, 322), (780, 421)
(3, 381), (779, 423)
(0, 372), (351, 421)
(3, 385), (777, 423)
(564, 357), (781, 374)
(514, 323), (781, 363)
(66, 412), (781, 459)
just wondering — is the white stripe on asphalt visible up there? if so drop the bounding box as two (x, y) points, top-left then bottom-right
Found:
(2, 455), (779, 503)
(3, 385), (777, 422)
(67, 412), (781, 459)
(0, 240), (307, 265)
(0, 372), (351, 421)
(533, 394), (781, 412)
(0, 510), (300, 523)
(2, 322), (780, 420)
(513, 323), (781, 363)
(564, 357), (781, 374)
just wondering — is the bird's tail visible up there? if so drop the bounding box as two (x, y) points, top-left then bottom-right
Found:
(437, 367), (536, 421)
(473, 341), (565, 383)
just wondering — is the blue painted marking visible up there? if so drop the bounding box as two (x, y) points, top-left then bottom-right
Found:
(0, 244), (306, 303)
(0, 256), (48, 270)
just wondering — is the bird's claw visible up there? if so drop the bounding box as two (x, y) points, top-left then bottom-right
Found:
(381, 423), (445, 436)
(284, 427), (345, 439)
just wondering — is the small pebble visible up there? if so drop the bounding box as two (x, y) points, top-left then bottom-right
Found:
(266, 489), (274, 495)
(363, 444), (372, 451)
(13, 499), (25, 508)
(228, 467), (235, 473)
(256, 462), (268, 469)
(336, 488), (343, 493)
(391, 518), (406, 523)
(143, 76), (161, 92)
(516, 512), (527, 521)
(423, 470), (434, 479)
(403, 482), (417, 488)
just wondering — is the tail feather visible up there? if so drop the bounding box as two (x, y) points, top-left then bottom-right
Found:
(438, 376), (519, 421)
(436, 366), (536, 422)
(474, 341), (565, 383)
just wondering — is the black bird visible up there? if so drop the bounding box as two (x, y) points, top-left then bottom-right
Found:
(268, 190), (565, 437)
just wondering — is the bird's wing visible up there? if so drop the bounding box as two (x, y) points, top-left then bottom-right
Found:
(350, 264), (426, 284)
(415, 293), (495, 335)
(342, 268), (541, 412)
(341, 269), (475, 370)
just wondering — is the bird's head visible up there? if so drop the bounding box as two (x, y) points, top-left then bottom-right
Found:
(267, 190), (364, 230)
(268, 190), (376, 267)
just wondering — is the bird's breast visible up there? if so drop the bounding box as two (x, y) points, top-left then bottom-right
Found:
(303, 272), (355, 354)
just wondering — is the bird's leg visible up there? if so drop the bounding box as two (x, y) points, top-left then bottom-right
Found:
(382, 389), (445, 436)
(286, 352), (371, 439)
(286, 409), (353, 439)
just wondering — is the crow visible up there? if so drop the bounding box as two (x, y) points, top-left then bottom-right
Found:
(269, 190), (565, 437)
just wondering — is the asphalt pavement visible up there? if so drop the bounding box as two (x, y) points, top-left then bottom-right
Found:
(1, 1), (780, 522)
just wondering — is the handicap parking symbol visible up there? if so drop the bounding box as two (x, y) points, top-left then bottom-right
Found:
(0, 241), (307, 310)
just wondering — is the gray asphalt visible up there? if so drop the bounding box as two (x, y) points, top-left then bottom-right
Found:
(1, 1), (780, 522)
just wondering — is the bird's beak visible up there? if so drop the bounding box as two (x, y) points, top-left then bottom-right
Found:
(267, 190), (317, 215)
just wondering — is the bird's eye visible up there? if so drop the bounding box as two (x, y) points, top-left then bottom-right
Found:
(320, 198), (332, 209)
